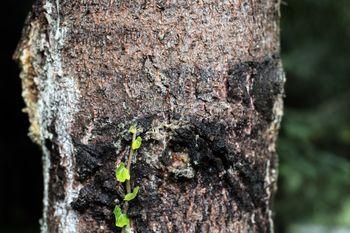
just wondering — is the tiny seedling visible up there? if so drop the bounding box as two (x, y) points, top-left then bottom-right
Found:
(114, 205), (130, 228)
(124, 186), (140, 201)
(114, 125), (142, 232)
(115, 162), (130, 182)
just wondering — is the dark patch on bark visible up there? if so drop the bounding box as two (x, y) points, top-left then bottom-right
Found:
(227, 67), (251, 106)
(74, 142), (104, 181)
(44, 135), (67, 233)
(72, 159), (121, 232)
(251, 59), (284, 122)
(226, 157), (268, 211)
(159, 117), (268, 215)
(71, 137), (125, 232)
(44, 119), (66, 204)
(71, 182), (117, 217)
(227, 56), (283, 122)
(71, 115), (157, 227)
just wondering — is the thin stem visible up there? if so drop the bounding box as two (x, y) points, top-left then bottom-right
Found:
(123, 131), (137, 224)
(126, 132), (136, 194)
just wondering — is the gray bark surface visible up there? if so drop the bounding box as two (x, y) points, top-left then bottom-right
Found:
(15, 0), (285, 232)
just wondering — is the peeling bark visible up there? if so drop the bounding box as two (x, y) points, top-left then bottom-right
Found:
(15, 0), (285, 232)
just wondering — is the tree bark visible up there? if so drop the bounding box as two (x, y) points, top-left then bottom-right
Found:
(15, 0), (284, 232)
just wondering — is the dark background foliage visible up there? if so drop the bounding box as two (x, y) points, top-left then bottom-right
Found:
(275, 0), (350, 232)
(0, 0), (349, 232)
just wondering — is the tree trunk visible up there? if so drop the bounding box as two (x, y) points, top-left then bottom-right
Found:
(15, 0), (284, 232)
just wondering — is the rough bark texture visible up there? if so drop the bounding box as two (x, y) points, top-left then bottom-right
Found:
(15, 0), (284, 232)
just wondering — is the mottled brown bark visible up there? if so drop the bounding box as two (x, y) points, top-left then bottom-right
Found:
(16, 0), (284, 232)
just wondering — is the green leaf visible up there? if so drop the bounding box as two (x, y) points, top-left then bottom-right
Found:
(129, 125), (137, 134)
(132, 136), (142, 150)
(124, 186), (140, 201)
(113, 205), (130, 228)
(115, 162), (130, 182)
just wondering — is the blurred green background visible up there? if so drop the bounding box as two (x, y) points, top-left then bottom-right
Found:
(0, 0), (349, 232)
(275, 0), (350, 232)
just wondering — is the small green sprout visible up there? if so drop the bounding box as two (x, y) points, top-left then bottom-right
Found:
(113, 205), (130, 228)
(114, 124), (143, 231)
(124, 186), (140, 201)
(115, 162), (130, 183)
(131, 136), (142, 150)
